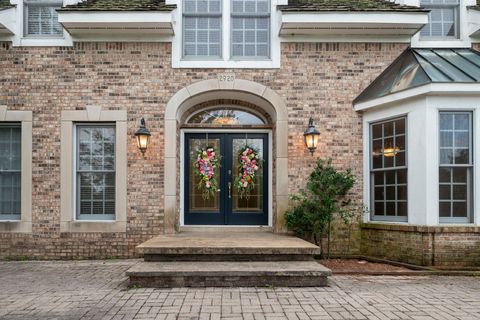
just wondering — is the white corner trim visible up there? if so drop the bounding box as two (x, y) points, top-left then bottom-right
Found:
(354, 83), (480, 111)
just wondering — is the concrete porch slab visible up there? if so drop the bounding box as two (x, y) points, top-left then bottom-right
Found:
(136, 232), (320, 256)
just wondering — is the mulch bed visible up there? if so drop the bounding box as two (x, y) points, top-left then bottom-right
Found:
(320, 258), (411, 273)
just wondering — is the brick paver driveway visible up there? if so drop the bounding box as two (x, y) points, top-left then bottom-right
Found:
(0, 260), (479, 320)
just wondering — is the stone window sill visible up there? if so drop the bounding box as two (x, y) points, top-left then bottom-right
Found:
(0, 221), (32, 233)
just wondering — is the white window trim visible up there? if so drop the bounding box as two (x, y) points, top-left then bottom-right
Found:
(171, 0), (281, 68)
(60, 106), (127, 233)
(411, 0), (475, 48)
(8, 0), (73, 47)
(0, 106), (32, 233)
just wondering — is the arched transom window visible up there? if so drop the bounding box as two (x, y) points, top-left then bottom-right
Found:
(186, 106), (266, 125)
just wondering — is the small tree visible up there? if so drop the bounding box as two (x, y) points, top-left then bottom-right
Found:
(285, 159), (355, 258)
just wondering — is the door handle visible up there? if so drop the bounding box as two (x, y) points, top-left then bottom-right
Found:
(228, 182), (232, 199)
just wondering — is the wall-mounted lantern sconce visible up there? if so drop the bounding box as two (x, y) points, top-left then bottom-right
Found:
(304, 117), (320, 155)
(135, 118), (151, 155)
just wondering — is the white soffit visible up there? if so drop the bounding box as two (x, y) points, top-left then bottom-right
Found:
(468, 8), (480, 38)
(279, 12), (428, 37)
(58, 11), (174, 37)
(0, 7), (15, 35)
(354, 83), (480, 111)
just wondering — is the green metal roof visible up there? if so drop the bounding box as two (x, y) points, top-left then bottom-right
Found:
(0, 0), (14, 11)
(59, 0), (176, 12)
(354, 48), (480, 104)
(279, 0), (427, 12)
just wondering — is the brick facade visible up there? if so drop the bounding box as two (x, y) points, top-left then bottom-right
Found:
(0, 41), (410, 259)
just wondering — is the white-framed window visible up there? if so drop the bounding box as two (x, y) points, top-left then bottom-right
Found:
(24, 0), (63, 37)
(75, 124), (116, 221)
(60, 107), (127, 233)
(231, 0), (270, 59)
(183, 0), (222, 58)
(439, 112), (473, 223)
(370, 117), (408, 222)
(0, 124), (21, 221)
(176, 0), (277, 67)
(419, 0), (460, 39)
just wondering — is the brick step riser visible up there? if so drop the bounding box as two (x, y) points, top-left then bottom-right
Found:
(129, 274), (328, 287)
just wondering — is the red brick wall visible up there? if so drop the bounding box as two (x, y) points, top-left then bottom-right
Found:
(0, 41), (408, 259)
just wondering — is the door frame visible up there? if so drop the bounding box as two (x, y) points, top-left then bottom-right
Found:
(180, 128), (273, 227)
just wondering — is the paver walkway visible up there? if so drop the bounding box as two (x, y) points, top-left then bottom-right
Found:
(0, 259), (479, 320)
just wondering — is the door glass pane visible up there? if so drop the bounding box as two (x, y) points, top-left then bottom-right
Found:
(189, 138), (221, 212)
(232, 138), (264, 213)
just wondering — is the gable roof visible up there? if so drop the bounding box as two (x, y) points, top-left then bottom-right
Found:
(354, 48), (480, 104)
(279, 0), (427, 12)
(0, 0), (14, 11)
(58, 0), (176, 12)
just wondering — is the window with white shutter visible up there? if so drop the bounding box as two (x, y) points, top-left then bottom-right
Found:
(419, 0), (459, 39)
(24, 1), (63, 37)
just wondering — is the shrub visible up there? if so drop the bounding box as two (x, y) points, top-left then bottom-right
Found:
(285, 159), (355, 258)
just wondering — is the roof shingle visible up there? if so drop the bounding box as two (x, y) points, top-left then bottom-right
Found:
(58, 0), (176, 12)
(279, 0), (426, 12)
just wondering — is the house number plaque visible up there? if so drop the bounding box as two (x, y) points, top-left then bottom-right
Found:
(218, 73), (235, 82)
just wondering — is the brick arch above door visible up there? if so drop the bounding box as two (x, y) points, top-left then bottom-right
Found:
(164, 78), (288, 233)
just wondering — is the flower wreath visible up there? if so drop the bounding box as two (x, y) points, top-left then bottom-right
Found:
(194, 146), (221, 199)
(234, 145), (262, 199)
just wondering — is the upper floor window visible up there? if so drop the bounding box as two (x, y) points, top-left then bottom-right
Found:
(24, 0), (63, 37)
(231, 0), (270, 58)
(183, 0), (222, 58)
(419, 0), (459, 39)
(182, 0), (271, 60)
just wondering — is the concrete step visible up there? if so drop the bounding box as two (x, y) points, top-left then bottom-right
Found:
(127, 261), (331, 287)
(137, 232), (320, 261)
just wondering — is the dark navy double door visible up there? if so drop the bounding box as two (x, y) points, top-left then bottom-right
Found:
(184, 133), (268, 225)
